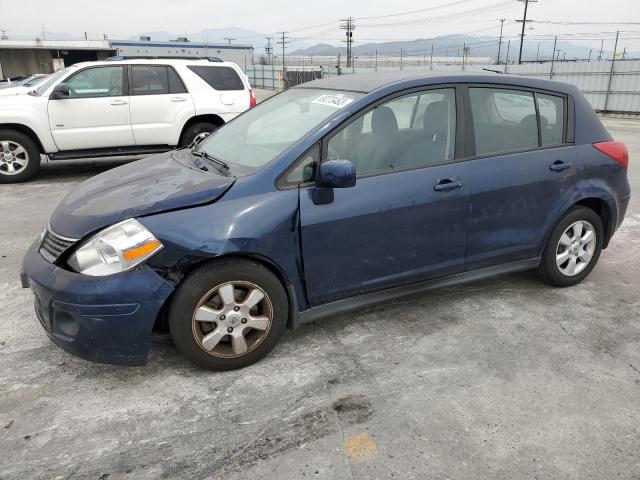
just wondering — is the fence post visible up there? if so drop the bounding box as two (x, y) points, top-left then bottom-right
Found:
(603, 30), (620, 114)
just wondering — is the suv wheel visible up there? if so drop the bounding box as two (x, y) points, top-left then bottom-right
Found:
(537, 206), (604, 287)
(169, 259), (288, 370)
(0, 130), (41, 183)
(180, 122), (218, 148)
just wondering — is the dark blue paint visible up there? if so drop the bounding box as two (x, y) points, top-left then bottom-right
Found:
(22, 72), (631, 365)
(315, 160), (356, 188)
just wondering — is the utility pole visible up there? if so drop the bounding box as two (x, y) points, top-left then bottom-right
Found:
(400, 48), (403, 69)
(604, 30), (620, 113)
(536, 42), (540, 61)
(622, 47), (627, 60)
(277, 32), (290, 88)
(550, 35), (557, 79)
(588, 49), (592, 62)
(497, 18), (505, 65)
(505, 40), (511, 65)
(224, 37), (235, 45)
(265, 36), (273, 64)
(430, 44), (434, 70)
(516, 0), (537, 64)
(375, 49), (378, 70)
(340, 17), (356, 68)
(598, 39), (604, 61)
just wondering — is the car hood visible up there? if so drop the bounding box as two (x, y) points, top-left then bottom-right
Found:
(49, 150), (237, 239)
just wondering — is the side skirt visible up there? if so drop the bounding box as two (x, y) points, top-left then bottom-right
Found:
(292, 258), (540, 328)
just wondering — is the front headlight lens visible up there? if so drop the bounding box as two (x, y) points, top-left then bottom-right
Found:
(67, 218), (163, 276)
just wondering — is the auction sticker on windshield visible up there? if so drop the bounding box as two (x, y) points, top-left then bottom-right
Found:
(312, 94), (355, 108)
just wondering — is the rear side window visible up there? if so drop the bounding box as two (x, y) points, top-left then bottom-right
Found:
(469, 88), (538, 156)
(131, 65), (187, 95)
(188, 66), (244, 91)
(132, 65), (169, 95)
(537, 93), (565, 146)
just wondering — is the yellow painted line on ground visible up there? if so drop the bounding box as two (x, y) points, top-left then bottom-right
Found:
(345, 431), (377, 463)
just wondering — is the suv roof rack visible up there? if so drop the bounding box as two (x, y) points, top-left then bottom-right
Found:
(103, 56), (224, 62)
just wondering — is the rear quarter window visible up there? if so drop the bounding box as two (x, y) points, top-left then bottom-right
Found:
(188, 66), (245, 91)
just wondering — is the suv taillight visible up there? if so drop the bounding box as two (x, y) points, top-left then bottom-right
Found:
(593, 141), (628, 169)
(249, 89), (257, 108)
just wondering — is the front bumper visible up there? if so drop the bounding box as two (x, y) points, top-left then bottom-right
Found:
(22, 241), (174, 366)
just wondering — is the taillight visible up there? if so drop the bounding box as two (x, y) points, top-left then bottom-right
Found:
(593, 141), (628, 169)
(249, 89), (256, 108)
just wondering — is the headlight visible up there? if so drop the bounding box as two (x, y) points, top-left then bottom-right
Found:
(67, 219), (163, 276)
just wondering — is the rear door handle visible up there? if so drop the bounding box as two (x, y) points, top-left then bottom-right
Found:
(171, 97), (188, 102)
(434, 179), (463, 192)
(110, 100), (127, 106)
(549, 160), (571, 172)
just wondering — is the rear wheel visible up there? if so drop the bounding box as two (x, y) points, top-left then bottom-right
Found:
(169, 259), (288, 370)
(0, 130), (41, 183)
(180, 122), (219, 148)
(537, 206), (603, 287)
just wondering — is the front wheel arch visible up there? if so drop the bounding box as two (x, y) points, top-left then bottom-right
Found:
(178, 114), (225, 147)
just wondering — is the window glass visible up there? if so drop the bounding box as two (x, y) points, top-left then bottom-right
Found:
(168, 67), (188, 94)
(469, 88), (538, 156)
(537, 93), (565, 146)
(327, 88), (456, 176)
(67, 67), (123, 98)
(132, 65), (169, 95)
(281, 145), (319, 187)
(198, 89), (363, 174)
(188, 66), (244, 91)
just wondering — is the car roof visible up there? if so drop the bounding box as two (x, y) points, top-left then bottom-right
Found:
(295, 71), (578, 95)
(72, 58), (238, 68)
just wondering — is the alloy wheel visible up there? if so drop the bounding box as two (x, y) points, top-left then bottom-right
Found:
(191, 281), (273, 358)
(555, 220), (597, 276)
(0, 140), (29, 176)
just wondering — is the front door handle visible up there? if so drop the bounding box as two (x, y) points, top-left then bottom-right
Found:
(434, 179), (463, 192)
(110, 100), (127, 106)
(549, 160), (572, 172)
(171, 97), (188, 102)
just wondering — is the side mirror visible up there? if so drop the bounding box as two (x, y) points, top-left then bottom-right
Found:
(315, 159), (356, 189)
(50, 83), (70, 100)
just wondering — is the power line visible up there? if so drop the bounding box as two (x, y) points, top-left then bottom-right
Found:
(356, 0), (477, 20)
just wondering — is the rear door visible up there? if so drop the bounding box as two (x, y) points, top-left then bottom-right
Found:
(187, 65), (249, 113)
(48, 65), (135, 150)
(298, 87), (469, 305)
(463, 86), (576, 269)
(128, 65), (194, 146)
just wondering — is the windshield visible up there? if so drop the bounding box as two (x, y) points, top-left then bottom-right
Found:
(196, 88), (363, 173)
(34, 67), (72, 95)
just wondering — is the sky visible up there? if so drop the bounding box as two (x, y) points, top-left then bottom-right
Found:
(1, 0), (639, 53)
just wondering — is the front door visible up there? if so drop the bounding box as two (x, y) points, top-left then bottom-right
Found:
(299, 88), (469, 305)
(48, 65), (135, 150)
(464, 87), (577, 269)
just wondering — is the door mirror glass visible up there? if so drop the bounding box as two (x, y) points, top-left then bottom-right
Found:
(316, 159), (356, 188)
(49, 83), (70, 100)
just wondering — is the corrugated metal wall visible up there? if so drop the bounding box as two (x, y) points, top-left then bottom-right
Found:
(0, 49), (54, 78)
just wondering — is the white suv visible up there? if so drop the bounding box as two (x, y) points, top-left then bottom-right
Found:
(0, 57), (256, 182)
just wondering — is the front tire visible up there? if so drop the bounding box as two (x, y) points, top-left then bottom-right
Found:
(0, 130), (41, 183)
(180, 122), (219, 148)
(537, 206), (603, 287)
(169, 259), (288, 370)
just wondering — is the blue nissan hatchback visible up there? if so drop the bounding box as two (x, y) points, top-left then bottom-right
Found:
(22, 72), (630, 370)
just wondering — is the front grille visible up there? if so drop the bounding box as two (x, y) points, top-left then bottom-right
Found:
(39, 228), (78, 263)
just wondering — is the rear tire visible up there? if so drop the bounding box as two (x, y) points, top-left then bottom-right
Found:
(180, 122), (219, 148)
(0, 129), (41, 183)
(169, 259), (288, 370)
(537, 206), (603, 287)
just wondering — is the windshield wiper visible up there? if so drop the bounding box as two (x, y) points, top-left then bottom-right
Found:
(191, 150), (231, 175)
